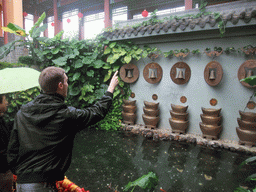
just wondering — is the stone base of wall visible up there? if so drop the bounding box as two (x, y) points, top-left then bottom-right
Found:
(0, 34), (28, 63)
(120, 123), (256, 155)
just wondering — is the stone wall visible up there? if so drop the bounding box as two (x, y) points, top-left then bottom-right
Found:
(0, 34), (28, 63)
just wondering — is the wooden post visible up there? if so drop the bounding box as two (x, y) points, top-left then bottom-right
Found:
(0, 5), (3, 37)
(54, 0), (58, 35)
(104, 0), (112, 28)
(2, 0), (8, 44)
(185, 0), (193, 10)
(79, 17), (84, 40)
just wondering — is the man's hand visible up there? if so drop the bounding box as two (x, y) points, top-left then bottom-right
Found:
(107, 71), (119, 93)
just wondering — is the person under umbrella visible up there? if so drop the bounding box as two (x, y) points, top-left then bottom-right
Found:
(0, 94), (13, 192)
(0, 67), (40, 192)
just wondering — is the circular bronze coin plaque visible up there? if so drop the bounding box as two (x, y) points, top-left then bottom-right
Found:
(170, 62), (191, 85)
(204, 61), (223, 86)
(143, 62), (163, 84)
(180, 96), (187, 103)
(152, 94), (158, 100)
(130, 92), (135, 98)
(247, 101), (256, 109)
(210, 98), (218, 106)
(237, 60), (256, 88)
(120, 63), (139, 83)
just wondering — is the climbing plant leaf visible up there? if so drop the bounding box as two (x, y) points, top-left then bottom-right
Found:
(124, 172), (158, 191)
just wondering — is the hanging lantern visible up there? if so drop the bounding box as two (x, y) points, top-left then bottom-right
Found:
(67, 18), (71, 23)
(142, 9), (148, 17)
(78, 12), (83, 18)
(23, 12), (28, 17)
(51, 22), (54, 27)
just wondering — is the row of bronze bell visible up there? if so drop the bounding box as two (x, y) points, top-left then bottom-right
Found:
(126, 69), (186, 79)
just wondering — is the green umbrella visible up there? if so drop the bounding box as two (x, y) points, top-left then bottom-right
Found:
(0, 67), (40, 94)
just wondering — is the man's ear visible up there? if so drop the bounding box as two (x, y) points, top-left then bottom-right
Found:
(58, 82), (64, 90)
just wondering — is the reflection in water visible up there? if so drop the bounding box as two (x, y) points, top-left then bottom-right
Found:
(142, 139), (161, 164)
(196, 147), (222, 179)
(66, 130), (255, 192)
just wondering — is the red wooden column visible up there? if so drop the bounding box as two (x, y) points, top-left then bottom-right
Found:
(2, 0), (8, 44)
(34, 11), (39, 24)
(185, 0), (193, 10)
(53, 0), (58, 35)
(0, 5), (3, 37)
(104, 0), (112, 28)
(79, 17), (84, 40)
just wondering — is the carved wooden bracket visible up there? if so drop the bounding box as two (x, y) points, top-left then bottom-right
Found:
(204, 48), (223, 58)
(241, 47), (256, 55)
(174, 52), (190, 59)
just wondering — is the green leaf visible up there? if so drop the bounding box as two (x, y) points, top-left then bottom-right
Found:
(73, 72), (81, 81)
(95, 84), (108, 99)
(124, 55), (132, 64)
(29, 12), (46, 37)
(52, 30), (64, 41)
(51, 47), (60, 55)
(52, 56), (68, 66)
(135, 48), (143, 55)
(240, 76), (256, 86)
(109, 42), (116, 48)
(104, 69), (113, 82)
(142, 51), (148, 58)
(86, 70), (94, 77)
(32, 23), (48, 38)
(124, 172), (158, 191)
(63, 66), (71, 73)
(94, 60), (105, 68)
(46, 55), (53, 59)
(69, 85), (80, 96)
(104, 47), (111, 55)
(107, 54), (118, 64)
(245, 173), (256, 182)
(239, 156), (256, 168)
(0, 40), (17, 59)
(102, 64), (111, 69)
(113, 89), (120, 98)
(42, 49), (51, 55)
(82, 57), (93, 65)
(74, 59), (83, 68)
(3, 23), (26, 37)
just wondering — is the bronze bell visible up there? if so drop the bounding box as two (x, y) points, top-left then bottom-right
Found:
(126, 70), (133, 78)
(150, 70), (157, 79)
(177, 70), (184, 79)
(209, 70), (216, 80)
(246, 69), (253, 78)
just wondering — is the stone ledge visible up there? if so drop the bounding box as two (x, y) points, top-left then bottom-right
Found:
(120, 123), (256, 155)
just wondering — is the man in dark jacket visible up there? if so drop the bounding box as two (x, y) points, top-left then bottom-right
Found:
(0, 94), (13, 192)
(7, 66), (119, 192)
